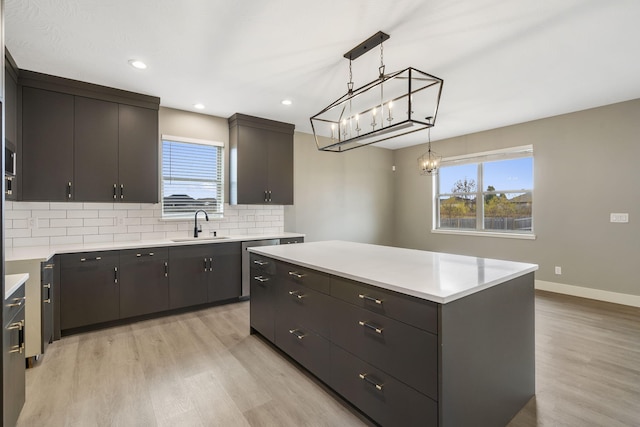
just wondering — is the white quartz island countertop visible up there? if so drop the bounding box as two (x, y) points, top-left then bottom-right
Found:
(249, 240), (538, 304)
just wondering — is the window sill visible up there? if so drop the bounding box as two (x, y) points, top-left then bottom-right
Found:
(431, 228), (536, 240)
(159, 214), (224, 222)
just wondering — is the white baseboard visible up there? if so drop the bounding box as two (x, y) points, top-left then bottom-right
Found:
(535, 280), (640, 308)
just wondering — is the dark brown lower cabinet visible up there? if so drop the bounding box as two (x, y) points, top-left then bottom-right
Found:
(60, 251), (120, 330)
(3, 284), (26, 427)
(249, 255), (536, 427)
(119, 248), (169, 318)
(207, 242), (241, 303)
(40, 258), (56, 354)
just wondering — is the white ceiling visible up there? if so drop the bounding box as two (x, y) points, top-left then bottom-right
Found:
(5, 0), (640, 149)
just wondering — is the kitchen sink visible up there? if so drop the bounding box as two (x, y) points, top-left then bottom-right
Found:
(170, 236), (230, 242)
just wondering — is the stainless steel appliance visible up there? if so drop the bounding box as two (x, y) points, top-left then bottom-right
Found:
(241, 239), (280, 298)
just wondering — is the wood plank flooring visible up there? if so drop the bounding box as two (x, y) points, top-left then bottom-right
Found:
(16, 291), (640, 427)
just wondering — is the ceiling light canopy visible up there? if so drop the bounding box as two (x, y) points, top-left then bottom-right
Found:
(128, 59), (147, 69)
(194, 103), (205, 110)
(310, 31), (443, 152)
(281, 99), (293, 106)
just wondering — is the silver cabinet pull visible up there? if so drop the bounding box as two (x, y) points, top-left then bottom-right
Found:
(253, 260), (269, 266)
(43, 283), (52, 304)
(136, 252), (155, 257)
(6, 297), (25, 308)
(288, 290), (306, 299)
(164, 261), (168, 278)
(120, 184), (124, 199)
(6, 321), (23, 331)
(80, 256), (102, 262)
(288, 271), (305, 279)
(9, 343), (25, 354)
(114, 267), (119, 284)
(358, 320), (383, 334)
(113, 184), (117, 199)
(8, 321), (25, 354)
(67, 181), (72, 199)
(203, 258), (208, 272)
(209, 257), (213, 272)
(254, 276), (269, 283)
(288, 329), (306, 340)
(44, 264), (55, 270)
(358, 373), (384, 391)
(358, 294), (383, 305)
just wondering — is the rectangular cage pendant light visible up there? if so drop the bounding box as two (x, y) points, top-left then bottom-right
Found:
(310, 32), (444, 152)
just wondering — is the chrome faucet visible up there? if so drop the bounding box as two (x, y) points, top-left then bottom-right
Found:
(194, 209), (209, 237)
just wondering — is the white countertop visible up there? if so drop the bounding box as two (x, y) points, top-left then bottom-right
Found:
(249, 240), (538, 304)
(5, 232), (304, 263)
(5, 273), (30, 300)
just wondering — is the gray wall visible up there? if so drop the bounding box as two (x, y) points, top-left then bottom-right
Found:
(393, 99), (640, 297)
(285, 132), (395, 245)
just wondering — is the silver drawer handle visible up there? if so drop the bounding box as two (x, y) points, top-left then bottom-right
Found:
(80, 256), (102, 262)
(9, 343), (25, 354)
(288, 290), (306, 299)
(7, 321), (23, 331)
(289, 329), (306, 340)
(358, 373), (384, 391)
(136, 252), (155, 257)
(358, 320), (383, 334)
(44, 264), (55, 270)
(254, 276), (269, 283)
(288, 271), (305, 279)
(6, 297), (26, 308)
(358, 294), (383, 305)
(253, 260), (269, 266)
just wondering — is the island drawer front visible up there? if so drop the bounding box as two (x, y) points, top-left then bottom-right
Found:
(331, 345), (437, 427)
(4, 285), (26, 324)
(330, 276), (438, 334)
(250, 253), (277, 276)
(277, 261), (331, 295)
(331, 298), (438, 400)
(250, 270), (277, 342)
(275, 323), (331, 380)
(276, 281), (331, 338)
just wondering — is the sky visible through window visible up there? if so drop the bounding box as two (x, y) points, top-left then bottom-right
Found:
(439, 158), (533, 194)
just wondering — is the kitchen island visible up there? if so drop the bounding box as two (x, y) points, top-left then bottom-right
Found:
(248, 240), (538, 427)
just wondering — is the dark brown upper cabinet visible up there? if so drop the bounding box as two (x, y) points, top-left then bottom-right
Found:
(229, 113), (294, 205)
(21, 87), (75, 201)
(18, 70), (160, 202)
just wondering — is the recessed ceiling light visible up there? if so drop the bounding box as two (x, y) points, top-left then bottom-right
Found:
(194, 103), (205, 110)
(128, 59), (147, 69)
(281, 99), (292, 106)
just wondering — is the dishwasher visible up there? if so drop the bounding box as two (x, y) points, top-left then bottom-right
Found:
(241, 239), (280, 299)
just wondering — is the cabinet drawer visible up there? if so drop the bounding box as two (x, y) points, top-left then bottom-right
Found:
(276, 282), (331, 338)
(331, 299), (438, 400)
(331, 276), (438, 334)
(331, 345), (437, 427)
(250, 253), (276, 276)
(4, 285), (26, 325)
(279, 237), (304, 245)
(275, 323), (331, 381)
(277, 262), (330, 295)
(61, 250), (119, 270)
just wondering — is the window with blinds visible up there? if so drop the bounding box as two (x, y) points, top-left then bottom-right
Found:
(161, 135), (224, 218)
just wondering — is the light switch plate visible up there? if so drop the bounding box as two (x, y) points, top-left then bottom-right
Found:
(610, 213), (629, 223)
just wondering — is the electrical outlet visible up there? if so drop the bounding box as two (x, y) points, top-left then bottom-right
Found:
(610, 213), (629, 223)
(554, 266), (562, 275)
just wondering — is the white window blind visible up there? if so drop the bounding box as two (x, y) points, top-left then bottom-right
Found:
(161, 135), (224, 217)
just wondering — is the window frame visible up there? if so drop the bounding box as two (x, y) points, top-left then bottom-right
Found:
(432, 145), (535, 240)
(160, 134), (225, 219)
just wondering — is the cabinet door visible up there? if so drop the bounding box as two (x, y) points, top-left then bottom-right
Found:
(21, 87), (74, 201)
(74, 97), (118, 201)
(267, 131), (293, 204)
(208, 242), (242, 302)
(5, 64), (17, 146)
(118, 104), (159, 203)
(168, 245), (208, 309)
(60, 251), (120, 330)
(41, 261), (55, 354)
(3, 306), (26, 427)
(236, 125), (269, 204)
(249, 254), (276, 342)
(119, 248), (169, 318)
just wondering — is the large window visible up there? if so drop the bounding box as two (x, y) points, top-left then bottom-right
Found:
(161, 135), (224, 218)
(435, 146), (533, 236)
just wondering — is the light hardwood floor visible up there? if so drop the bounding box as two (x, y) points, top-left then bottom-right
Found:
(16, 291), (640, 427)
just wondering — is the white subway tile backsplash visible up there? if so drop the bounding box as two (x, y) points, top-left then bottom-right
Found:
(50, 218), (84, 228)
(6, 201), (287, 248)
(50, 236), (83, 246)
